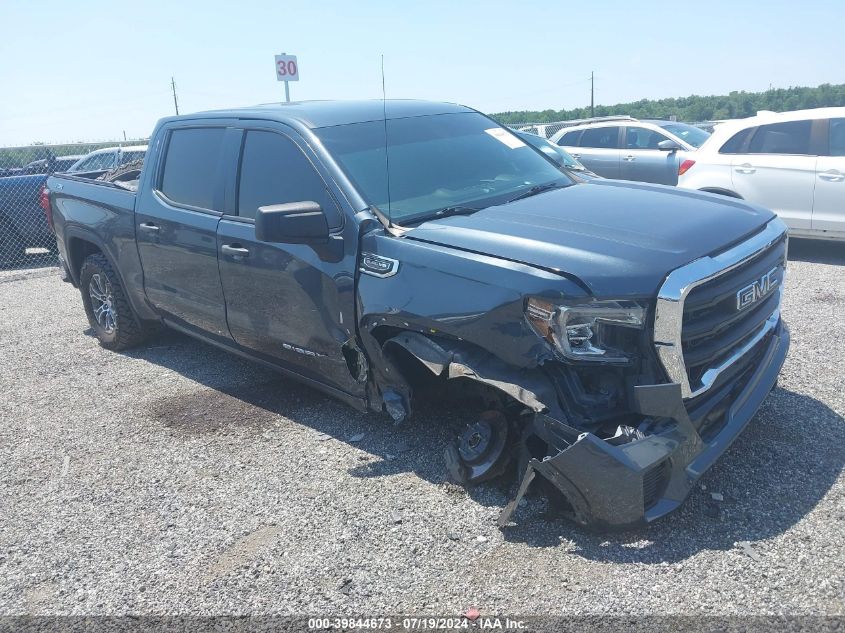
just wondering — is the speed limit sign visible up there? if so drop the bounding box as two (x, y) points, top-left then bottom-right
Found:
(274, 54), (299, 82)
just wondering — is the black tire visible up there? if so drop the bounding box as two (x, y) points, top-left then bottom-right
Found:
(0, 219), (26, 269)
(79, 253), (147, 350)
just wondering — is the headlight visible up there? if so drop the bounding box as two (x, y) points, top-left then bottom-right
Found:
(526, 297), (646, 363)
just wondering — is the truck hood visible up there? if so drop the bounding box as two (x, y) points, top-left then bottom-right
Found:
(404, 179), (775, 298)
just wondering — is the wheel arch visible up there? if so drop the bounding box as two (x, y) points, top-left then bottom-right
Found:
(66, 233), (104, 285)
(63, 226), (159, 323)
(377, 329), (553, 416)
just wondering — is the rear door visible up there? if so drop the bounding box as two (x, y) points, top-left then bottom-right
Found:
(135, 124), (232, 340)
(812, 117), (845, 232)
(216, 125), (363, 395)
(570, 126), (622, 178)
(730, 119), (817, 230)
(619, 126), (679, 185)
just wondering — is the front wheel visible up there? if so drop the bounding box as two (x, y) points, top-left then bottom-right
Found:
(79, 253), (148, 350)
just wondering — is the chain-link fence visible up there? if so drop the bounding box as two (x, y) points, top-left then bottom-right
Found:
(0, 141), (147, 272)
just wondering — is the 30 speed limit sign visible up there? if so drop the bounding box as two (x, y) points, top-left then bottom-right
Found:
(275, 54), (299, 82)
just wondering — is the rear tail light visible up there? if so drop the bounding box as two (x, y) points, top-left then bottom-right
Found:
(678, 159), (696, 176)
(39, 184), (54, 232)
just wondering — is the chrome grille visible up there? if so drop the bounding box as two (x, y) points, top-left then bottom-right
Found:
(654, 219), (788, 399)
(683, 240), (785, 388)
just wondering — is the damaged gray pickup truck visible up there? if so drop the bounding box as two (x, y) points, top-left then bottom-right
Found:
(46, 100), (789, 529)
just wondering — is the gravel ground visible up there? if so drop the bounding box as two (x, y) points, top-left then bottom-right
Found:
(0, 239), (843, 617)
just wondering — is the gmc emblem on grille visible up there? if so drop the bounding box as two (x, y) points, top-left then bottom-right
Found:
(736, 267), (779, 311)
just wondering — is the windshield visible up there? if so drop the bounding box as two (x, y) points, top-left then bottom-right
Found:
(658, 122), (711, 148)
(54, 158), (81, 171)
(315, 112), (573, 223)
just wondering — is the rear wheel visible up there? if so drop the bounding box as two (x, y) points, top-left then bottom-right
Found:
(79, 253), (148, 350)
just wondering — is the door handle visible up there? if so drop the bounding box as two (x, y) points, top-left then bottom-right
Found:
(623, 154), (635, 161)
(221, 244), (250, 257)
(819, 170), (845, 182)
(570, 153), (581, 159)
(138, 222), (160, 232)
(735, 164), (756, 174)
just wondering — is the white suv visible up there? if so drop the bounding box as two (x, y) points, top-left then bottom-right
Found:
(678, 107), (845, 241)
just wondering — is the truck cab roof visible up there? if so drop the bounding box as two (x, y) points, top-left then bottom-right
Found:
(158, 99), (474, 130)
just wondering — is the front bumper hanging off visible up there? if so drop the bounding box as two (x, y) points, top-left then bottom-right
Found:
(499, 321), (790, 530)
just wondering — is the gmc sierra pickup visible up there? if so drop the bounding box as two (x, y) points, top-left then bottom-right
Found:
(46, 100), (789, 529)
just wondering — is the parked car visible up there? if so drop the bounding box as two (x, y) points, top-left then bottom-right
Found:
(15, 155), (85, 175)
(678, 107), (845, 241)
(0, 155), (85, 266)
(549, 116), (710, 185)
(67, 145), (148, 174)
(514, 131), (600, 180)
(47, 100), (788, 529)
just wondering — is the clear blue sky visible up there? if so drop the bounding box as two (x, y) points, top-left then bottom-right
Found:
(1, 0), (843, 146)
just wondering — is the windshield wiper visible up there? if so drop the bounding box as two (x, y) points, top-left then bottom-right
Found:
(432, 205), (481, 219)
(506, 181), (568, 203)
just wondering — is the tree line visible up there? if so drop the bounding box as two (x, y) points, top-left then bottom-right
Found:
(492, 83), (845, 124)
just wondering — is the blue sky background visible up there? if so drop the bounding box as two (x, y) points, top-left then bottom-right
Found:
(1, 0), (843, 145)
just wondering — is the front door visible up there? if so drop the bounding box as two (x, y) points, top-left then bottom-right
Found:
(620, 126), (679, 185)
(135, 125), (231, 340)
(812, 118), (845, 232)
(730, 119), (817, 230)
(216, 127), (362, 395)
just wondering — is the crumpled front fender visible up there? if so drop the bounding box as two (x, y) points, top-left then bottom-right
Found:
(383, 331), (558, 413)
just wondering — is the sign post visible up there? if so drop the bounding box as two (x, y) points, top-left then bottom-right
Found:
(274, 53), (300, 103)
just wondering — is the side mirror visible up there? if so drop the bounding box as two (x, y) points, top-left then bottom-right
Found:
(255, 201), (329, 244)
(658, 139), (680, 152)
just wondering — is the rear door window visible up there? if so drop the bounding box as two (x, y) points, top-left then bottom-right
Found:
(558, 130), (582, 147)
(747, 120), (813, 155)
(719, 128), (754, 154)
(160, 128), (226, 210)
(579, 126), (620, 149)
(237, 130), (341, 227)
(828, 118), (845, 156)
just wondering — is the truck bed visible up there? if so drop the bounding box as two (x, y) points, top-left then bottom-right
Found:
(48, 172), (137, 217)
(47, 173), (141, 298)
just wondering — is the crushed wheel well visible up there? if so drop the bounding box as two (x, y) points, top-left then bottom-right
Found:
(379, 330), (550, 414)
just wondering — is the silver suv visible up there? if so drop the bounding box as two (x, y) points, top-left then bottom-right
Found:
(549, 116), (710, 185)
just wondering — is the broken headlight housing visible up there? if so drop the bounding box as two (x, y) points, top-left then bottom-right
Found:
(526, 297), (646, 363)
